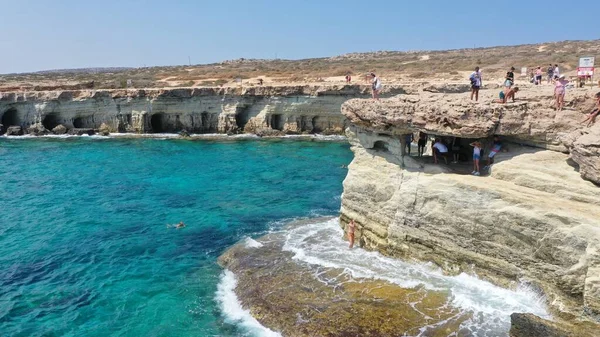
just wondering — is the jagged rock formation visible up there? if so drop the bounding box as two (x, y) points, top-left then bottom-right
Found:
(0, 85), (404, 136)
(339, 87), (600, 329)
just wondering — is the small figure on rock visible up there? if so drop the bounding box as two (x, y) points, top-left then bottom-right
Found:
(547, 64), (554, 84)
(494, 87), (519, 103)
(470, 141), (482, 176)
(580, 92), (600, 127)
(345, 74), (352, 83)
(370, 73), (382, 100)
(535, 67), (543, 85)
(504, 67), (515, 89)
(258, 78), (264, 86)
(484, 136), (502, 170)
(347, 219), (356, 249)
(553, 75), (569, 111)
(417, 132), (428, 157)
(404, 133), (414, 156)
(469, 67), (482, 102)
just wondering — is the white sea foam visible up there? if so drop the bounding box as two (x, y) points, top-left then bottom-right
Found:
(282, 218), (550, 336)
(244, 237), (264, 248)
(216, 270), (282, 337)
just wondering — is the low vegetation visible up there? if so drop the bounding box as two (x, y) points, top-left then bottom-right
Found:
(1, 40), (598, 91)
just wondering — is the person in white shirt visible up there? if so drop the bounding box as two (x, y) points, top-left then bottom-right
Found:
(554, 64), (560, 78)
(370, 72), (382, 100)
(432, 139), (448, 164)
(469, 67), (482, 101)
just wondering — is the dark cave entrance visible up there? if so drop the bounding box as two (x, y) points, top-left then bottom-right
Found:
(373, 140), (390, 152)
(270, 114), (283, 131)
(235, 107), (251, 130)
(73, 117), (84, 128)
(312, 116), (322, 133)
(151, 114), (164, 133)
(1, 108), (19, 128)
(42, 114), (60, 130)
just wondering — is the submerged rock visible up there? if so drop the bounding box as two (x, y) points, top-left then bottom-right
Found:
(218, 220), (471, 337)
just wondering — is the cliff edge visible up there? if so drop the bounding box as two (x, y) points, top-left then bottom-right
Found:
(339, 85), (600, 326)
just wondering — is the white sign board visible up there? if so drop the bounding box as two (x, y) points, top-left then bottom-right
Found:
(521, 67), (527, 76)
(579, 57), (595, 68)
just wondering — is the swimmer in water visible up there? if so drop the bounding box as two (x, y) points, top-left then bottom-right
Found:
(167, 221), (186, 229)
(347, 219), (356, 249)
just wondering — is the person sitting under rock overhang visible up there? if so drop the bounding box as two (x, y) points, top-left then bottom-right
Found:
(494, 87), (519, 104)
(432, 138), (449, 164)
(580, 92), (600, 127)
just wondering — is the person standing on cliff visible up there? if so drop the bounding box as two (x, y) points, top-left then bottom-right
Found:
(347, 220), (356, 249)
(504, 67), (515, 89)
(469, 67), (482, 101)
(371, 73), (382, 100)
(554, 75), (569, 111)
(547, 64), (554, 84)
(417, 132), (428, 157)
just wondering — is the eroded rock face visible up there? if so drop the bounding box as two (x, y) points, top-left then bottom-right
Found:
(340, 126), (600, 326)
(0, 85), (404, 137)
(342, 87), (600, 184)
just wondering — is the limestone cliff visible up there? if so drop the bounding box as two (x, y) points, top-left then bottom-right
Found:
(0, 85), (404, 136)
(339, 87), (600, 325)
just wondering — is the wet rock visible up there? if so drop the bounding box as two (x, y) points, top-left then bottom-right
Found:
(51, 124), (67, 135)
(27, 123), (49, 136)
(218, 220), (470, 337)
(98, 123), (111, 136)
(509, 313), (597, 337)
(68, 128), (95, 136)
(178, 130), (190, 138)
(5, 126), (23, 136)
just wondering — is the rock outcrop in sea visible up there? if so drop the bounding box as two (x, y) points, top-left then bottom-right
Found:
(339, 86), (600, 332)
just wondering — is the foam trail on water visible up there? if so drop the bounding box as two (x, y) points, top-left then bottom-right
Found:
(216, 270), (281, 337)
(282, 218), (550, 335)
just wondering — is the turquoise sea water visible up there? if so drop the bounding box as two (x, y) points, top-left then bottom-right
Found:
(0, 137), (352, 337)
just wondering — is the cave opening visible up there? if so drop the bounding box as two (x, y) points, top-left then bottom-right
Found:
(235, 107), (251, 130)
(271, 114), (283, 131)
(311, 116), (322, 133)
(373, 140), (390, 152)
(42, 114), (60, 130)
(151, 114), (164, 133)
(1, 108), (19, 128)
(200, 112), (215, 133)
(73, 117), (84, 128)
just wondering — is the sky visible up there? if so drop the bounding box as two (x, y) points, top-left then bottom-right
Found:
(0, 0), (598, 74)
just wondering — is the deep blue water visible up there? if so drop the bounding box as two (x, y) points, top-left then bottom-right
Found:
(0, 137), (352, 337)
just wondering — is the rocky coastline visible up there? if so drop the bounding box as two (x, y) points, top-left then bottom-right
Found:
(0, 84), (407, 137)
(338, 86), (600, 332)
